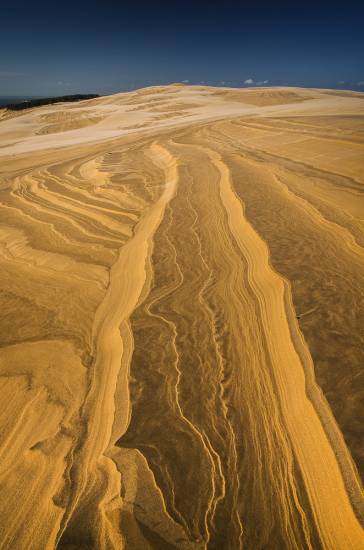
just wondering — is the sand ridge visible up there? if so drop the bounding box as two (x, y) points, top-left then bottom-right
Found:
(0, 84), (363, 549)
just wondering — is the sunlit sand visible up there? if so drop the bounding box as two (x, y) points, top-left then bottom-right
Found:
(0, 85), (363, 549)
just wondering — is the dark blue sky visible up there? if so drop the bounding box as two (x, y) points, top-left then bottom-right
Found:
(1, 0), (363, 96)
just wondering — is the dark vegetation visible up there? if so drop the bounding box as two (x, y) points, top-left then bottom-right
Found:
(6, 94), (99, 111)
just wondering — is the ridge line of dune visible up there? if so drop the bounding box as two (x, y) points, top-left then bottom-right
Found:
(54, 142), (179, 543)
(201, 145), (364, 549)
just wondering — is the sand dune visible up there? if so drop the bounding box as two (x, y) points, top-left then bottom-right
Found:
(0, 85), (363, 549)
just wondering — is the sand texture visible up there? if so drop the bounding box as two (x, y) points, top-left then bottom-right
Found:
(0, 85), (363, 549)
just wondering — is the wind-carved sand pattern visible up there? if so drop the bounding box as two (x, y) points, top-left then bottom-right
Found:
(0, 85), (363, 549)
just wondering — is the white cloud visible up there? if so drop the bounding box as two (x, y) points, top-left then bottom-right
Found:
(182, 79), (189, 83)
(244, 78), (254, 84)
(256, 80), (269, 86)
(357, 81), (364, 86)
(337, 80), (345, 84)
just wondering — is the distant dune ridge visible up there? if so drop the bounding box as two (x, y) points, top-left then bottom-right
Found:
(0, 84), (363, 549)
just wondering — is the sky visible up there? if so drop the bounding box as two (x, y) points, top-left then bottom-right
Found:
(0, 0), (363, 96)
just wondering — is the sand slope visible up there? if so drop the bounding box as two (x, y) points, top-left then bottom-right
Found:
(0, 85), (363, 549)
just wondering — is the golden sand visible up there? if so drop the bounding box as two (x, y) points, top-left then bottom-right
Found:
(0, 85), (363, 549)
